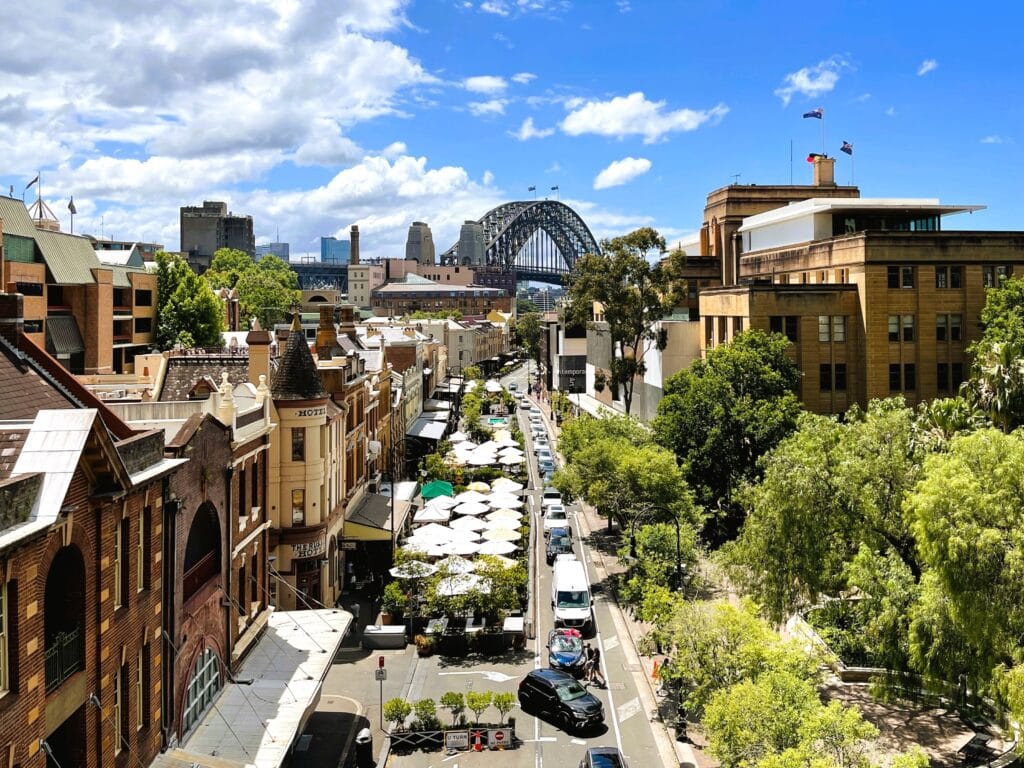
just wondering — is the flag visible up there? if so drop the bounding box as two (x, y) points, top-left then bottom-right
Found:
(25, 174), (39, 190)
(68, 197), (77, 215)
(802, 107), (824, 119)
(528, 186), (536, 192)
(840, 141), (853, 156)
(550, 185), (559, 191)
(806, 153), (825, 163)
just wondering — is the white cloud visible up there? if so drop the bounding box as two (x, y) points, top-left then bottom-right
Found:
(855, 92), (872, 102)
(483, 170), (495, 185)
(774, 55), (849, 106)
(511, 117), (555, 140)
(886, 106), (897, 117)
(593, 157), (651, 190)
(464, 75), (508, 94)
(561, 92), (728, 144)
(981, 135), (1006, 144)
(468, 99), (508, 116)
(917, 59), (938, 76)
(511, 72), (536, 85)
(478, 0), (569, 16)
(480, 1), (510, 15)
(546, 162), (561, 173)
(617, 0), (632, 11)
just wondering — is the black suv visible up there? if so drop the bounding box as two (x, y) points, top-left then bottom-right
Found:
(579, 747), (628, 768)
(517, 669), (604, 731)
(546, 528), (573, 564)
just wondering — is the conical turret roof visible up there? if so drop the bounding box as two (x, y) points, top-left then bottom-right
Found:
(271, 314), (326, 401)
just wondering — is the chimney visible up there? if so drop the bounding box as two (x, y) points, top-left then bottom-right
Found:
(246, 318), (273, 385)
(813, 156), (836, 187)
(350, 225), (360, 265)
(338, 303), (358, 343)
(315, 304), (338, 359)
(0, 292), (24, 347)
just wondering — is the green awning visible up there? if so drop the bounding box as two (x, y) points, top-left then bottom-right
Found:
(421, 480), (454, 500)
(45, 315), (85, 356)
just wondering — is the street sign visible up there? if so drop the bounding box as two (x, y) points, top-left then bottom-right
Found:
(488, 728), (509, 749)
(374, 668), (387, 681)
(445, 730), (469, 750)
(378, 655), (385, 669)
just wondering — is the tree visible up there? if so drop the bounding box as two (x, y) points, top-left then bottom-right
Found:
(556, 412), (651, 466)
(440, 691), (465, 726)
(974, 273), (1024, 350)
(383, 698), (412, 731)
(465, 691), (492, 724)
(204, 247), (256, 289)
(617, 521), (700, 617)
(412, 698), (440, 730)
(564, 227), (687, 414)
(158, 262), (226, 349)
(516, 312), (543, 361)
(516, 297), (539, 314)
(756, 700), (881, 768)
(203, 248), (301, 329)
(492, 692), (515, 724)
(653, 330), (801, 541)
(966, 341), (1024, 433)
(462, 365), (482, 381)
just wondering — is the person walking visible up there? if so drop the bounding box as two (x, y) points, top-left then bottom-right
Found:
(589, 644), (606, 687)
(582, 643), (594, 683)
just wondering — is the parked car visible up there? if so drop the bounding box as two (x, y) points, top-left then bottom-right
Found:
(537, 448), (553, 464)
(539, 461), (555, 479)
(542, 488), (563, 507)
(579, 747), (629, 768)
(517, 669), (604, 731)
(547, 628), (586, 675)
(530, 406), (542, 416)
(543, 505), (570, 537)
(509, 382), (518, 391)
(546, 528), (573, 563)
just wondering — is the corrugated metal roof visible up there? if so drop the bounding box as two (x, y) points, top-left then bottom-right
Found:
(0, 196), (40, 237)
(45, 316), (85, 356)
(33, 229), (101, 284)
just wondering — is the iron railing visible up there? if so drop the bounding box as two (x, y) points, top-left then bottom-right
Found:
(44, 627), (84, 693)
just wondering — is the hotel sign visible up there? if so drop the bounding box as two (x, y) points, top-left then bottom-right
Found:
(292, 538), (325, 559)
(293, 406), (327, 418)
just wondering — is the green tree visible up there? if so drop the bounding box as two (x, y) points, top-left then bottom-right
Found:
(383, 698), (412, 731)
(653, 330), (801, 540)
(462, 365), (482, 381)
(618, 521), (700, 618)
(492, 692), (515, 724)
(974, 273), (1024, 350)
(555, 412), (651, 466)
(756, 700), (880, 768)
(408, 309), (463, 320)
(257, 253), (300, 289)
(516, 311), (543, 361)
(412, 698), (440, 729)
(564, 227), (687, 414)
(235, 269), (300, 329)
(440, 691), (465, 726)
(465, 691), (493, 724)
(516, 297), (539, 314)
(159, 264), (226, 349)
(966, 341), (1024, 433)
(204, 247), (255, 289)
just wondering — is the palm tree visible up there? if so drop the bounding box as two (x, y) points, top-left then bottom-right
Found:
(969, 341), (1024, 433)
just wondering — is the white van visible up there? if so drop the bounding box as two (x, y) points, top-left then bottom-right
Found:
(551, 559), (593, 633)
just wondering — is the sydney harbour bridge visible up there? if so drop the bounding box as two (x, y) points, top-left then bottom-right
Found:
(440, 200), (600, 285)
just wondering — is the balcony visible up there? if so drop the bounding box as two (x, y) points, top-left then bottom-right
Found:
(183, 549), (219, 602)
(44, 627), (84, 693)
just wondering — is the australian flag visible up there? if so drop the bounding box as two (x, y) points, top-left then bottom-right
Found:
(840, 141), (853, 156)
(803, 107), (824, 119)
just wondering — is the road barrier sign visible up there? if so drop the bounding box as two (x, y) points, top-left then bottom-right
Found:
(489, 728), (509, 749)
(445, 731), (469, 751)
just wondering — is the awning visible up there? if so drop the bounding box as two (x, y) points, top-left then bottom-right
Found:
(45, 315), (85, 356)
(151, 609), (352, 768)
(407, 417), (446, 441)
(344, 492), (411, 541)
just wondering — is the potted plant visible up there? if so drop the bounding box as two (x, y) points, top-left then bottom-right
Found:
(414, 633), (436, 657)
(381, 581), (408, 625)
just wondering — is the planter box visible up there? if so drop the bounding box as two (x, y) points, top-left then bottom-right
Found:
(362, 625), (407, 649)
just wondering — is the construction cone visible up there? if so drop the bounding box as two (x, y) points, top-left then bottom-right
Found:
(652, 659), (660, 679)
(472, 730), (484, 752)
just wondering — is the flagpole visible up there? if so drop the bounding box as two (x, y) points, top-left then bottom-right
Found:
(821, 117), (825, 156)
(790, 139), (793, 185)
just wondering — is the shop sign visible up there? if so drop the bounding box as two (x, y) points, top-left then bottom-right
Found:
(339, 540), (358, 550)
(292, 538), (325, 559)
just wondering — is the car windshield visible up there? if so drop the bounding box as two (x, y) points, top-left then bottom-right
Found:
(590, 755), (624, 768)
(550, 634), (582, 653)
(557, 590), (590, 609)
(551, 536), (571, 549)
(547, 510), (566, 521)
(555, 682), (588, 701)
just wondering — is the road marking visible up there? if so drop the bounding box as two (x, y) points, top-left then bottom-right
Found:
(604, 635), (620, 651)
(522, 737), (557, 743)
(617, 696), (641, 723)
(437, 671), (516, 683)
(570, 738), (587, 745)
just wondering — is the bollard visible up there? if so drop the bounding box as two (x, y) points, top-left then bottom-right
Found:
(354, 727), (373, 768)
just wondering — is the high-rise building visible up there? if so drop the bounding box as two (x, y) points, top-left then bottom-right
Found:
(256, 241), (290, 260)
(405, 221), (436, 265)
(320, 236), (351, 264)
(457, 220), (485, 266)
(180, 200), (255, 272)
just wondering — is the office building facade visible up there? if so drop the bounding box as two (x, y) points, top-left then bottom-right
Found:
(180, 201), (255, 272)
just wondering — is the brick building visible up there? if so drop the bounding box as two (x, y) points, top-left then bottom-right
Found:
(370, 273), (512, 317)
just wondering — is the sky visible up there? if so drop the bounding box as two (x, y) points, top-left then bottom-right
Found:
(1, 0), (1021, 261)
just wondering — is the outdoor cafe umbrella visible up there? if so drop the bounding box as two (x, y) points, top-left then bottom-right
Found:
(435, 555), (477, 575)
(478, 540), (519, 555)
(483, 528), (522, 542)
(498, 447), (524, 457)
(425, 495), (459, 510)
(486, 493), (522, 509)
(437, 573), (490, 596)
(483, 516), (520, 530)
(476, 440), (501, 452)
(498, 455), (524, 466)
(400, 541), (447, 558)
(494, 438), (520, 449)
(450, 515), (488, 532)
(413, 506), (451, 524)
(489, 554), (518, 568)
(492, 428), (513, 442)
(440, 540), (482, 556)
(453, 501), (489, 516)
(454, 490), (488, 504)
(486, 508), (524, 521)
(411, 523), (478, 542)
(389, 560), (438, 579)
(448, 430), (469, 443)
(490, 478), (524, 494)
(466, 480), (491, 492)
(469, 453), (497, 466)
(421, 480), (454, 500)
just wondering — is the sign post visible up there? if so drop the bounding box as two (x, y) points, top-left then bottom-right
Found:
(376, 656), (386, 729)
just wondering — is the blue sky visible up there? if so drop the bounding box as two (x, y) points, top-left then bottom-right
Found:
(1, 0), (1020, 259)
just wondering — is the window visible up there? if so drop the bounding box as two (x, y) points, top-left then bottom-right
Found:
(935, 266), (963, 289)
(115, 661), (126, 755)
(889, 364), (901, 392)
(953, 362), (965, 388)
(887, 266), (899, 288)
(238, 565), (246, 615)
(134, 289), (153, 306)
(819, 316), (846, 342)
(252, 457), (260, 509)
(137, 506), (148, 592)
(182, 647), (222, 736)
(136, 647), (144, 729)
(770, 316), (783, 335)
(983, 265), (1011, 288)
(250, 553), (258, 605)
(291, 428), (305, 463)
(818, 316), (830, 342)
(902, 315), (915, 342)
(819, 364), (832, 391)
(114, 518), (126, 609)
(888, 315), (900, 342)
(291, 489), (305, 526)
(888, 266), (915, 288)
(937, 362), (950, 392)
(904, 363), (916, 391)
(134, 317), (152, 334)
(835, 363), (847, 391)
(935, 268), (947, 289)
(0, 582), (7, 693)
(936, 314), (963, 342)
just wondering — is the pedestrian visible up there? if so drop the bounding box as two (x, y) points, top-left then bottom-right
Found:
(590, 645), (605, 687)
(349, 600), (361, 623)
(346, 559), (355, 588)
(582, 643), (594, 682)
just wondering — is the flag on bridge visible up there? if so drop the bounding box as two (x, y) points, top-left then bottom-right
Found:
(803, 107), (824, 119)
(840, 141), (853, 156)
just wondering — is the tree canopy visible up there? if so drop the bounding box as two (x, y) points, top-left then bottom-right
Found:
(653, 329), (801, 541)
(203, 248), (301, 328)
(155, 251), (225, 349)
(515, 312), (542, 362)
(564, 227), (686, 414)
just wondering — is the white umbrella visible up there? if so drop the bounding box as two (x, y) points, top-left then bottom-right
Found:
(499, 455), (524, 466)
(498, 447), (525, 458)
(400, 541), (447, 558)
(437, 573), (490, 596)
(487, 493), (522, 509)
(478, 540), (519, 555)
(440, 539), (482, 556)
(491, 478), (525, 494)
(435, 555), (477, 575)
(487, 508), (524, 521)
(493, 428), (513, 442)
(389, 560), (438, 579)
(447, 455), (467, 467)
(483, 528), (522, 542)
(449, 431), (469, 443)
(483, 517), (520, 530)
(413, 506), (451, 523)
(450, 515), (488, 532)
(469, 453), (497, 466)
(476, 440), (501, 452)
(413, 522), (459, 540)
(490, 554), (519, 568)
(454, 501), (489, 516)
(495, 438), (520, 449)
(425, 495), (459, 510)
(454, 490), (488, 503)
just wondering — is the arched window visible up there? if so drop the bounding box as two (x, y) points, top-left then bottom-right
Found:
(182, 646), (222, 735)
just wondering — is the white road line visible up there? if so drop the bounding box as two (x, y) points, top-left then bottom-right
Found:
(617, 696), (641, 724)
(604, 635), (620, 651)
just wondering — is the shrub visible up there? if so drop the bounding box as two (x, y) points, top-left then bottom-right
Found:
(412, 698), (440, 730)
(465, 691), (493, 724)
(382, 581), (409, 616)
(383, 698), (412, 731)
(440, 691), (465, 726)
(492, 692), (515, 724)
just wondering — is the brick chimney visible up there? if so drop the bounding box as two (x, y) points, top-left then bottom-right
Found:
(350, 225), (360, 265)
(338, 304), (358, 343)
(246, 318), (273, 385)
(315, 304), (338, 358)
(813, 156), (836, 187)
(0, 292), (24, 346)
